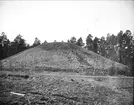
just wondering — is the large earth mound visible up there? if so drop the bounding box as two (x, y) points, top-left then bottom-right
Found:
(1, 42), (129, 75)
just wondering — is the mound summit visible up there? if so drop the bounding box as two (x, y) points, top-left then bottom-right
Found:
(1, 42), (129, 75)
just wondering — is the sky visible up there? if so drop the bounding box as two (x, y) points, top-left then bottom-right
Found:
(0, 0), (134, 45)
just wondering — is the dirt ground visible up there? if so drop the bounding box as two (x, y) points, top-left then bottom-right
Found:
(0, 71), (133, 105)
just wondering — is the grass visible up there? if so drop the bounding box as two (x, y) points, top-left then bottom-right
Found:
(1, 42), (130, 76)
(0, 70), (133, 105)
(39, 42), (82, 51)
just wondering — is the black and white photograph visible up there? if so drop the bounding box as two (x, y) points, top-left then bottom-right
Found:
(0, 0), (134, 105)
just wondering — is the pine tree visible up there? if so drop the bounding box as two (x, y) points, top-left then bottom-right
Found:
(93, 37), (99, 53)
(13, 34), (27, 53)
(76, 37), (84, 47)
(70, 36), (76, 44)
(86, 34), (93, 50)
(32, 37), (41, 47)
(0, 32), (10, 59)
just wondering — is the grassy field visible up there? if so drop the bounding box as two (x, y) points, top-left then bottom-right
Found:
(0, 71), (133, 105)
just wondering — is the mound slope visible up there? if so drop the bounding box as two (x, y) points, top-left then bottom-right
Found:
(1, 42), (129, 75)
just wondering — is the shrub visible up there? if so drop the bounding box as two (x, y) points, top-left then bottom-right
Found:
(0, 73), (7, 78)
(108, 62), (116, 76)
(108, 67), (115, 76)
(0, 61), (2, 71)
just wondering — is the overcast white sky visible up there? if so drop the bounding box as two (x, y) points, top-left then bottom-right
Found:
(0, 0), (134, 45)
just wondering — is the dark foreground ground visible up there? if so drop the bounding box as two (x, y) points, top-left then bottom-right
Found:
(0, 71), (133, 105)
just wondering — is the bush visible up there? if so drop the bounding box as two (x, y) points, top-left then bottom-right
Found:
(108, 67), (115, 76)
(109, 62), (116, 76)
(0, 61), (2, 71)
(0, 73), (7, 78)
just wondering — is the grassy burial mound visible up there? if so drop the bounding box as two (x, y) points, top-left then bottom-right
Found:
(1, 42), (129, 75)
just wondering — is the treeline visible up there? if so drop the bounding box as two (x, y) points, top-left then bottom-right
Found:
(69, 30), (134, 75)
(69, 30), (134, 64)
(0, 32), (41, 60)
(0, 30), (134, 74)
